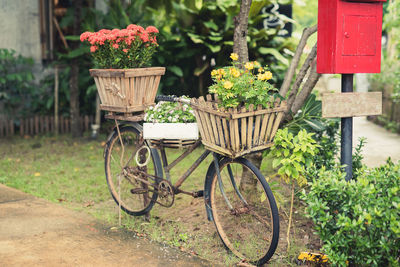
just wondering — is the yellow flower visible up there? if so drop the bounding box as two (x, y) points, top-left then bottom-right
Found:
(211, 69), (218, 76)
(224, 81), (233, 89)
(257, 73), (267, 81)
(245, 62), (254, 70)
(265, 71), (273, 80)
(218, 68), (226, 77)
(230, 53), (239, 61)
(253, 61), (261, 68)
(230, 67), (240, 78)
(258, 67), (264, 73)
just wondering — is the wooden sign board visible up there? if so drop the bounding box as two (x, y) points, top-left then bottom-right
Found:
(322, 92), (382, 118)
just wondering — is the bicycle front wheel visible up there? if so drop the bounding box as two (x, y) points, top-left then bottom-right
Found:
(210, 157), (279, 265)
(104, 125), (161, 216)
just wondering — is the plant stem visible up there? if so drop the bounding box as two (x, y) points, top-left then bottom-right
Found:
(287, 182), (295, 253)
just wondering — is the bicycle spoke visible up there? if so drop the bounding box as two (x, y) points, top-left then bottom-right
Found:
(210, 157), (279, 265)
(105, 125), (160, 216)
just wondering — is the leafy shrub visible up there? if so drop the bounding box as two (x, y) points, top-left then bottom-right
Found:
(285, 94), (340, 171)
(268, 128), (319, 186)
(302, 160), (400, 266)
(0, 49), (38, 117)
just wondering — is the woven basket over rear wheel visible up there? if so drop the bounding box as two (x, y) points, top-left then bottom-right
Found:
(191, 94), (287, 158)
(90, 67), (165, 113)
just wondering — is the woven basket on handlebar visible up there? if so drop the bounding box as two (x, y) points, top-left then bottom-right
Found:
(90, 67), (165, 113)
(191, 94), (287, 158)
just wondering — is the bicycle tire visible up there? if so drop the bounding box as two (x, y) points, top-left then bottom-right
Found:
(209, 157), (279, 265)
(104, 124), (162, 216)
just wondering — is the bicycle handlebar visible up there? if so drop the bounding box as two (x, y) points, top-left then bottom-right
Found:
(155, 95), (191, 105)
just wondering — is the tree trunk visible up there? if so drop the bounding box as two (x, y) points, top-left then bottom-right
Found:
(70, 61), (81, 137)
(233, 0), (252, 65)
(69, 1), (83, 137)
(232, 0), (259, 191)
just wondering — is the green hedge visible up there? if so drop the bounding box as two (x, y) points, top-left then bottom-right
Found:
(302, 160), (400, 266)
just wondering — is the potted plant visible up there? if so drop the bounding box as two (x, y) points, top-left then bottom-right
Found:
(80, 24), (165, 113)
(143, 97), (199, 142)
(191, 53), (287, 158)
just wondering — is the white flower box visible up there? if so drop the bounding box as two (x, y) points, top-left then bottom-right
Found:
(143, 123), (199, 140)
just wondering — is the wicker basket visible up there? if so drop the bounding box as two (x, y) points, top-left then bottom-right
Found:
(90, 67), (165, 113)
(191, 95), (287, 158)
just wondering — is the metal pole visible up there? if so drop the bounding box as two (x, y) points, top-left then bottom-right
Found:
(341, 74), (353, 181)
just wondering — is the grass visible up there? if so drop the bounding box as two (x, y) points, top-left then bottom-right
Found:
(0, 134), (321, 266)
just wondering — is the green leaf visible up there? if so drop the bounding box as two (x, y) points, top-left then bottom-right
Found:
(195, 0), (203, 10)
(64, 47), (87, 59)
(205, 43), (221, 53)
(204, 20), (218, 31)
(258, 47), (289, 65)
(304, 119), (325, 131)
(168, 66), (184, 77)
(260, 193), (266, 202)
(187, 32), (204, 44)
(208, 36), (223, 42)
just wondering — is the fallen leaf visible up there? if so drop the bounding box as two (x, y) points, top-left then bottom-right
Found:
(83, 200), (94, 207)
(57, 198), (67, 202)
(190, 250), (198, 256)
(16, 158), (21, 163)
(100, 141), (106, 147)
(74, 168), (79, 172)
(34, 172), (41, 177)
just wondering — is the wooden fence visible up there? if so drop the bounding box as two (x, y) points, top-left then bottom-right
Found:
(0, 115), (94, 137)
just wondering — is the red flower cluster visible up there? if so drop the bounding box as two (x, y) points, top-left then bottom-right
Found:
(80, 24), (159, 53)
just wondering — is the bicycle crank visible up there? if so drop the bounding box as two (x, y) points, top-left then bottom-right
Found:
(156, 180), (175, 208)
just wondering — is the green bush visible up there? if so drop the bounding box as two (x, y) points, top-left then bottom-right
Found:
(0, 49), (37, 117)
(302, 160), (400, 266)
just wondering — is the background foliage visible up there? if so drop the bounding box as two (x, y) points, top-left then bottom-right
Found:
(303, 160), (400, 266)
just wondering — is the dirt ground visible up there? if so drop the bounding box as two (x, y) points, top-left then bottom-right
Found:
(0, 184), (209, 267)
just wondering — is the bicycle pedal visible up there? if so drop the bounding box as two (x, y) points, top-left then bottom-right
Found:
(193, 190), (204, 198)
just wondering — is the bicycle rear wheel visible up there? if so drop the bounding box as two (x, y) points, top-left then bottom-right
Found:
(104, 124), (162, 216)
(209, 157), (279, 265)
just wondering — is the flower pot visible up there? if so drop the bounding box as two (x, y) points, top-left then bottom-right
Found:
(143, 123), (199, 140)
(90, 67), (165, 113)
(191, 94), (287, 158)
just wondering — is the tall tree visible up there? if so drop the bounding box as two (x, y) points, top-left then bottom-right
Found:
(69, 0), (83, 137)
(232, 1), (319, 190)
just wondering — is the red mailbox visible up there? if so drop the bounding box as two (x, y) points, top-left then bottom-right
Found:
(317, 0), (387, 74)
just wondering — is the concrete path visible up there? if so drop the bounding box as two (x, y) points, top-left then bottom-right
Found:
(353, 117), (400, 167)
(0, 184), (208, 267)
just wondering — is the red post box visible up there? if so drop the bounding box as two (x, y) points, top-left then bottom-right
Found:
(317, 0), (387, 74)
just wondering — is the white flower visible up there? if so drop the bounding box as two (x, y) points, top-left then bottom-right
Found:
(172, 117), (178, 123)
(168, 116), (172, 122)
(149, 106), (154, 110)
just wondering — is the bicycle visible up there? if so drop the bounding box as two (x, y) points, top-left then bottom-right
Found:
(103, 95), (280, 266)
